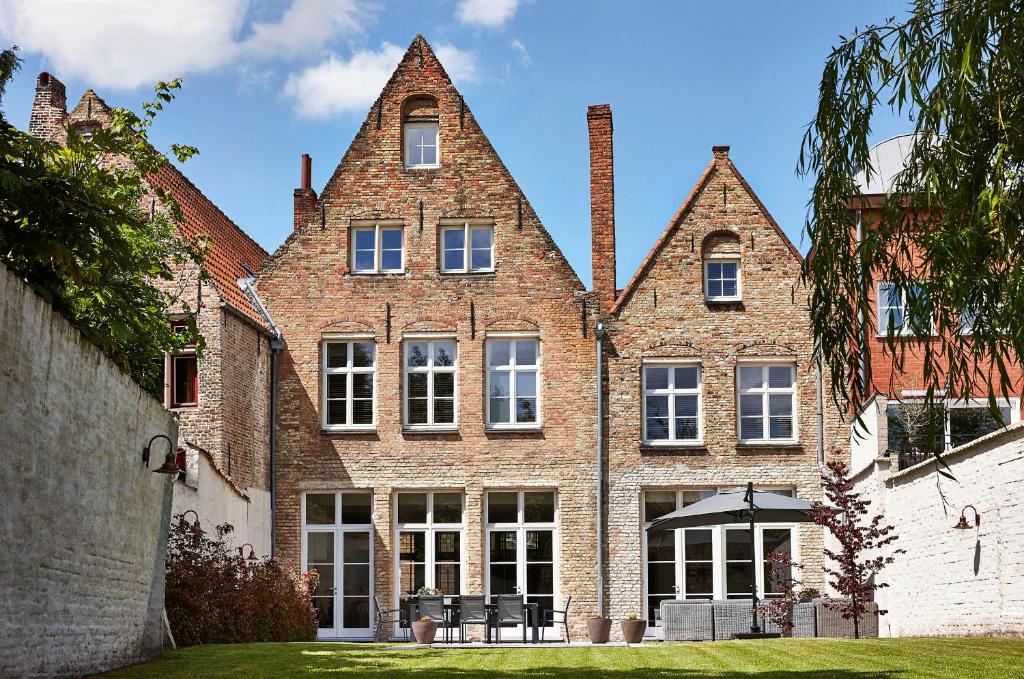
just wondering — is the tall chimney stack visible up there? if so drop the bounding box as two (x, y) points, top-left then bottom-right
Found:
(293, 153), (318, 231)
(28, 72), (67, 142)
(588, 104), (616, 315)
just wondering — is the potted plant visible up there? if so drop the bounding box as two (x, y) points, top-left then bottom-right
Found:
(587, 615), (612, 644)
(412, 615), (438, 645)
(416, 586), (442, 596)
(620, 613), (647, 644)
(797, 587), (820, 602)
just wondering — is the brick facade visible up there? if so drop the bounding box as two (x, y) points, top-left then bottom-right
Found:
(602, 142), (847, 634)
(256, 36), (599, 639)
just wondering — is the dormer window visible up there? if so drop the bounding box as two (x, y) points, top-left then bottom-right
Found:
(402, 96), (439, 169)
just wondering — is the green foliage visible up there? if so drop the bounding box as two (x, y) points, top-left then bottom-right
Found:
(0, 46), (206, 394)
(800, 1), (1024, 422)
(165, 515), (318, 646)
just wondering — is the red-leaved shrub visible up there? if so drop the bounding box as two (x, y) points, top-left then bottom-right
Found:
(165, 514), (318, 645)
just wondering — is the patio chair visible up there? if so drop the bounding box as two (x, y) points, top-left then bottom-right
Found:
(495, 594), (527, 643)
(540, 596), (571, 642)
(373, 595), (408, 642)
(660, 599), (713, 641)
(417, 595), (449, 643)
(458, 595), (488, 642)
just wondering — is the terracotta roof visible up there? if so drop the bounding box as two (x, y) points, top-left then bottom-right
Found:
(610, 154), (802, 315)
(149, 162), (269, 326)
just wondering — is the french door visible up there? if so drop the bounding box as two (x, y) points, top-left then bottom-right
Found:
(485, 490), (558, 630)
(303, 492), (374, 639)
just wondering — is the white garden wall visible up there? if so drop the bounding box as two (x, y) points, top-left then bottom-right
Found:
(0, 265), (176, 677)
(853, 423), (1024, 637)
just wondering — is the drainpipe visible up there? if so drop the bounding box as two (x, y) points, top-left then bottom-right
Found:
(816, 359), (827, 473)
(855, 208), (866, 396)
(594, 320), (606, 617)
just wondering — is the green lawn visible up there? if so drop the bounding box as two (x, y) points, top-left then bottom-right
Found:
(94, 638), (1024, 679)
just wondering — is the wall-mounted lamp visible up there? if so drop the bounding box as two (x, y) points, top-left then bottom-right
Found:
(180, 510), (202, 536)
(143, 434), (179, 475)
(954, 505), (981, 530)
(238, 543), (258, 561)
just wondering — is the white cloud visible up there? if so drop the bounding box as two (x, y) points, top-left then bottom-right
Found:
(0, 0), (369, 90)
(509, 38), (531, 66)
(284, 41), (478, 119)
(284, 42), (404, 118)
(455, 0), (519, 28)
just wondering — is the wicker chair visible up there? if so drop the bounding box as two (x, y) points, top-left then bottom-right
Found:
(660, 600), (714, 641)
(815, 600), (879, 638)
(711, 600), (754, 639)
(790, 601), (817, 638)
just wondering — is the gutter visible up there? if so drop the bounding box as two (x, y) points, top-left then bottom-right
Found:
(238, 276), (283, 557)
(594, 320), (607, 617)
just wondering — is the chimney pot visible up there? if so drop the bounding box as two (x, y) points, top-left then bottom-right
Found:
(294, 153), (318, 231)
(301, 153), (312, 190)
(712, 145), (730, 159)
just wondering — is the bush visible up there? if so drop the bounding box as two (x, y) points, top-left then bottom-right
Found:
(165, 514), (318, 645)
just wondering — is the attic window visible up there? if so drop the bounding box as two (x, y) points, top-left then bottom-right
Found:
(702, 232), (742, 302)
(402, 96), (439, 169)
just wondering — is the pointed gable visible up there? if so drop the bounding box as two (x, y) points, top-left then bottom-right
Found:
(613, 147), (801, 315)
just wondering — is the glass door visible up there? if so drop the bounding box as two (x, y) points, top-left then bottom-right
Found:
(303, 492), (374, 639)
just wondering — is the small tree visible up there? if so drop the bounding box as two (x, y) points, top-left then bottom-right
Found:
(810, 460), (904, 638)
(756, 551), (802, 635)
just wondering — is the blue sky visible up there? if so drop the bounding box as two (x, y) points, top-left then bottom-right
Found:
(1, 0), (908, 285)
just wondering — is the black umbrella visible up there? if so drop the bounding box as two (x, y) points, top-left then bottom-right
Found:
(646, 482), (816, 636)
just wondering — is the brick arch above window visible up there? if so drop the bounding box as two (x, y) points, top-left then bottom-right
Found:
(483, 313), (540, 333)
(701, 229), (742, 256)
(317, 319), (377, 335)
(735, 341), (799, 358)
(401, 94), (439, 118)
(402, 317), (459, 334)
(640, 340), (703, 359)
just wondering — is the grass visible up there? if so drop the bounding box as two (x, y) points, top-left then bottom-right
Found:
(94, 637), (1024, 679)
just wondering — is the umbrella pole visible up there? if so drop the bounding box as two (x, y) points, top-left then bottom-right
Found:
(747, 482), (760, 634)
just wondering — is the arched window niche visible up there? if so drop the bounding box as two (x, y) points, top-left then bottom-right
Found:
(702, 231), (742, 302)
(402, 95), (439, 170)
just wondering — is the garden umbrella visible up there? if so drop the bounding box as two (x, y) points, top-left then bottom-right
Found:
(646, 482), (817, 636)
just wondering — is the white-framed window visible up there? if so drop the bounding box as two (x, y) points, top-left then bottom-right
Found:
(394, 491), (465, 602)
(485, 489), (558, 628)
(322, 338), (376, 430)
(704, 257), (741, 302)
(404, 337), (457, 428)
(404, 121), (439, 169)
(351, 223), (403, 274)
(441, 223), (494, 273)
(643, 362), (702, 444)
(167, 319), (198, 409)
(878, 281), (931, 336)
(887, 396), (1019, 452)
(642, 489), (797, 629)
(737, 362), (797, 443)
(487, 337), (540, 428)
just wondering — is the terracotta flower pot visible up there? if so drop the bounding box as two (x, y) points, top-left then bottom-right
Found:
(587, 618), (612, 644)
(620, 618), (647, 644)
(412, 620), (438, 644)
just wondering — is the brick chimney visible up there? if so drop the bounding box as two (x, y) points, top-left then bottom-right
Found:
(293, 153), (318, 231)
(28, 72), (67, 142)
(588, 104), (616, 315)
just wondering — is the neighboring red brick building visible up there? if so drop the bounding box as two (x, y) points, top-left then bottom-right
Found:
(27, 74), (275, 550)
(255, 36), (599, 639)
(848, 135), (1023, 473)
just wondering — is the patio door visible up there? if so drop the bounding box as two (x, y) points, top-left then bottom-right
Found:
(303, 492), (374, 640)
(485, 490), (558, 632)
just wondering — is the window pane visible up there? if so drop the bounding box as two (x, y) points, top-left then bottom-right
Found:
(674, 367), (698, 389)
(343, 564), (369, 594)
(524, 492), (555, 523)
(407, 399), (427, 424)
(381, 249), (402, 271)
(490, 397), (510, 423)
(327, 400), (346, 425)
(489, 371), (510, 398)
(646, 395), (669, 418)
(645, 367), (669, 390)
(739, 367), (763, 390)
(516, 397), (537, 423)
(768, 393), (792, 416)
(354, 249), (375, 272)
(381, 228), (402, 250)
(398, 493), (428, 524)
(708, 279), (723, 297)
(341, 494), (372, 524)
(433, 493), (463, 523)
(489, 530), (517, 561)
(400, 562), (425, 596)
(399, 531), (426, 561)
(489, 564), (517, 595)
(327, 343), (348, 368)
(434, 372), (454, 398)
(421, 143), (437, 166)
(647, 531), (675, 561)
(173, 355), (197, 405)
(435, 530), (461, 561)
(646, 418), (669, 440)
(435, 563), (460, 595)
(726, 529), (753, 560)
(306, 494), (336, 525)
(707, 262), (721, 279)
(768, 365), (794, 389)
(407, 373), (428, 399)
(407, 342), (429, 367)
(488, 341), (511, 367)
(741, 417), (763, 440)
(515, 340), (537, 366)
(727, 562), (754, 597)
(676, 417), (698, 440)
(684, 529), (713, 560)
(681, 490), (714, 506)
(443, 228), (465, 250)
(313, 597), (334, 628)
(471, 226), (492, 249)
(516, 371), (537, 398)
(352, 373), (373, 399)
(720, 262), (737, 279)
(354, 229), (375, 250)
(434, 342), (456, 366)
(433, 398), (454, 424)
(675, 394), (698, 417)
(769, 417), (793, 439)
(685, 563), (714, 595)
(307, 532), (334, 563)
(488, 492), (518, 523)
(471, 247), (491, 270)
(444, 249), (464, 271)
(721, 279), (737, 297)
(525, 529), (554, 560)
(949, 407), (1007, 447)
(644, 491), (676, 522)
(739, 394), (762, 417)
(648, 562), (675, 594)
(352, 399), (372, 424)
(327, 374), (347, 399)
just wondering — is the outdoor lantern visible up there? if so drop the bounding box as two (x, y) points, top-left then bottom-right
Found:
(954, 505), (981, 530)
(238, 543), (258, 561)
(181, 510), (201, 535)
(141, 433), (174, 467)
(153, 452), (180, 475)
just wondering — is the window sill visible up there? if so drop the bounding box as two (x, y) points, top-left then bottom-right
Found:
(486, 425), (543, 434)
(169, 405), (199, 412)
(640, 443), (708, 455)
(705, 297), (742, 304)
(402, 426), (460, 435)
(404, 165), (440, 171)
(321, 427), (377, 435)
(349, 271), (408, 277)
(735, 441), (803, 453)
(439, 270), (497, 276)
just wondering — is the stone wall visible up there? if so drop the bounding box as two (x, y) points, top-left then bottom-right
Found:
(853, 424), (1024, 637)
(0, 264), (176, 677)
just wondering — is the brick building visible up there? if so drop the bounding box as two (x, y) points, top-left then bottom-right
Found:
(847, 135), (1023, 475)
(255, 36), (599, 639)
(592, 125), (847, 635)
(27, 73), (275, 553)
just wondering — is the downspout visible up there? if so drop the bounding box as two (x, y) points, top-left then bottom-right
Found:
(855, 208), (865, 398)
(239, 277), (283, 557)
(816, 359), (827, 473)
(594, 320), (607, 617)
